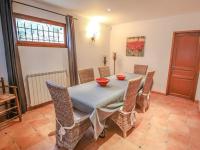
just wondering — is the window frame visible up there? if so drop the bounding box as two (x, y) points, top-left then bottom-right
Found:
(13, 13), (67, 48)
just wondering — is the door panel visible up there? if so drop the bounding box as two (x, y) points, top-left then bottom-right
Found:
(171, 69), (195, 80)
(168, 32), (200, 100)
(173, 34), (199, 68)
(169, 77), (194, 98)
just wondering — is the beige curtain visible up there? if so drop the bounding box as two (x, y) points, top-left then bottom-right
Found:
(66, 16), (79, 86)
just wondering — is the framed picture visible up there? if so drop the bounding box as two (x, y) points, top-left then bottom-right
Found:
(126, 36), (145, 56)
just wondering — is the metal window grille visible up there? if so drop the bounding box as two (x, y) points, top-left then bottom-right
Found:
(16, 18), (65, 44)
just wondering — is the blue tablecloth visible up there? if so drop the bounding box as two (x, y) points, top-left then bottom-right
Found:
(68, 73), (144, 139)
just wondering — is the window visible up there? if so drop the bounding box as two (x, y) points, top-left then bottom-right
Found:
(14, 13), (66, 48)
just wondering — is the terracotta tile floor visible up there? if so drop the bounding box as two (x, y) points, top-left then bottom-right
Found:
(0, 93), (200, 150)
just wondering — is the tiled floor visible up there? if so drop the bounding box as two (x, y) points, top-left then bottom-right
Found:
(0, 93), (200, 150)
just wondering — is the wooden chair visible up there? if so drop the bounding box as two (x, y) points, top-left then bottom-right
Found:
(46, 81), (91, 150)
(78, 68), (95, 84)
(98, 66), (111, 78)
(0, 77), (22, 127)
(134, 64), (148, 75)
(111, 77), (142, 138)
(136, 71), (155, 112)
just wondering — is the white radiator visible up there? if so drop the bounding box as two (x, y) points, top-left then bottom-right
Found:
(27, 70), (68, 107)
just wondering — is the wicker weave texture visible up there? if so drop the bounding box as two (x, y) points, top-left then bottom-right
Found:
(143, 71), (155, 94)
(123, 77), (142, 112)
(111, 77), (142, 138)
(78, 68), (95, 84)
(111, 111), (134, 137)
(46, 81), (90, 150)
(136, 71), (155, 112)
(98, 66), (111, 78)
(134, 64), (148, 75)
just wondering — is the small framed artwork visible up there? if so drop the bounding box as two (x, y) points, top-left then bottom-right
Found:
(126, 36), (145, 57)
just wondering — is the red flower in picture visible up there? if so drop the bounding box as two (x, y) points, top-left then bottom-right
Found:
(126, 36), (145, 56)
(127, 41), (144, 51)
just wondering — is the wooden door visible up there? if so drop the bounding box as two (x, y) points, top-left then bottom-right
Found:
(167, 31), (200, 100)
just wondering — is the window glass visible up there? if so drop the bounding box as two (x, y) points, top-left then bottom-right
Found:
(15, 16), (66, 47)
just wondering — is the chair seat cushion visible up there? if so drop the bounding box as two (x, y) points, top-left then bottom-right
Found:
(106, 102), (124, 109)
(73, 108), (90, 123)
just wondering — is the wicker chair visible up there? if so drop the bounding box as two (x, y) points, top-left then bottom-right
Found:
(111, 77), (142, 138)
(134, 64), (148, 75)
(98, 66), (111, 78)
(136, 71), (155, 113)
(78, 68), (95, 84)
(46, 81), (91, 150)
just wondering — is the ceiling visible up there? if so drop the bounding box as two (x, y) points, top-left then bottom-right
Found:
(34, 0), (200, 25)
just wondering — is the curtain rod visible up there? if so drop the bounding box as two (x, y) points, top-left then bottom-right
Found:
(12, 1), (78, 20)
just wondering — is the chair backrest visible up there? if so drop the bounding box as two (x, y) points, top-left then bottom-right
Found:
(123, 77), (142, 112)
(143, 71), (155, 94)
(134, 64), (148, 75)
(78, 68), (95, 84)
(98, 66), (111, 78)
(46, 81), (74, 127)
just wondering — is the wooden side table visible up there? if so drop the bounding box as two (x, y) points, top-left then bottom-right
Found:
(0, 77), (22, 127)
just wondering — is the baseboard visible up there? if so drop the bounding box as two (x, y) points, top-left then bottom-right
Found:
(27, 101), (53, 111)
(152, 91), (200, 109)
(194, 100), (200, 111)
(151, 90), (166, 95)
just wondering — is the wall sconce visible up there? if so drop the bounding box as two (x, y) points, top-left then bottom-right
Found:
(86, 20), (100, 42)
(91, 34), (96, 42)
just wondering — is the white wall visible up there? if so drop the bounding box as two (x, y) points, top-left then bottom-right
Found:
(13, 0), (111, 105)
(0, 14), (8, 81)
(13, 2), (69, 106)
(13, 1), (69, 75)
(13, 0), (111, 77)
(75, 18), (111, 77)
(110, 13), (200, 101)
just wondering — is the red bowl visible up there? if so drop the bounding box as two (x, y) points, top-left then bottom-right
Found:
(116, 74), (126, 80)
(96, 78), (110, 87)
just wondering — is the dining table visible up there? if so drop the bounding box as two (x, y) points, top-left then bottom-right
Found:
(68, 73), (145, 140)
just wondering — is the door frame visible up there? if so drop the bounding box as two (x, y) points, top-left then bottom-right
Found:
(166, 30), (200, 100)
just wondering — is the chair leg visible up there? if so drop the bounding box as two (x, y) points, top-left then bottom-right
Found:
(123, 131), (127, 138)
(56, 142), (73, 150)
(16, 99), (22, 122)
(56, 143), (60, 149)
(56, 135), (79, 150)
(145, 100), (150, 112)
(13, 88), (22, 122)
(142, 107), (146, 113)
(147, 100), (150, 109)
